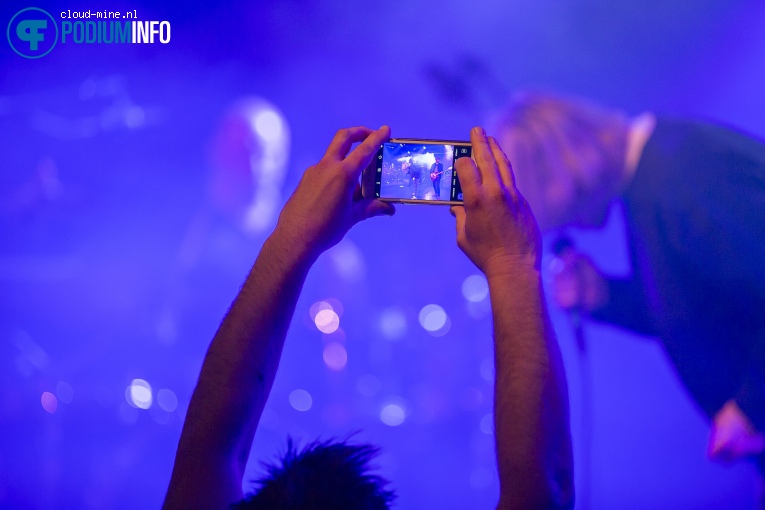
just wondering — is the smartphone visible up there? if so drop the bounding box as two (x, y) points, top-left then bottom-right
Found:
(362, 138), (472, 205)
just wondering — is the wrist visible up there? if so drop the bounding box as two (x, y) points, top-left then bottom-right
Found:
(261, 226), (318, 275)
(485, 261), (544, 308)
(486, 267), (542, 295)
(482, 252), (540, 282)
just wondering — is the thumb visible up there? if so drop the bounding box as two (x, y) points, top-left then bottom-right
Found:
(353, 198), (395, 223)
(451, 205), (466, 242)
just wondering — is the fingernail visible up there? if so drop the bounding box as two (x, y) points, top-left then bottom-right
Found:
(379, 125), (389, 131)
(473, 126), (486, 137)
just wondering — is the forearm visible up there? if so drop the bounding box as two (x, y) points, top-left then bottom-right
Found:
(490, 266), (574, 510)
(165, 228), (314, 509)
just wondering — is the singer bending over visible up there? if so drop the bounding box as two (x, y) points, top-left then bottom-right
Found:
(494, 91), (765, 475)
(163, 126), (574, 509)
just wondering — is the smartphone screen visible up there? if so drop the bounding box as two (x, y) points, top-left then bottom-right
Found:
(372, 141), (472, 203)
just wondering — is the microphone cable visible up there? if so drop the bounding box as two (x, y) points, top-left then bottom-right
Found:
(552, 234), (593, 509)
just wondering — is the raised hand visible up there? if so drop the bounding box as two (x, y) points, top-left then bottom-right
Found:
(451, 127), (541, 279)
(274, 126), (395, 260)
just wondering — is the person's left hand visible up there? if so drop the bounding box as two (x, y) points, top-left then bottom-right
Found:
(273, 126), (395, 260)
(708, 399), (765, 463)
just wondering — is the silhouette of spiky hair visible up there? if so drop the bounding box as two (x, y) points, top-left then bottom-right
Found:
(232, 437), (396, 510)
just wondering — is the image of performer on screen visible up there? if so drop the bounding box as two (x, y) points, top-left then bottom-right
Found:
(430, 156), (444, 199)
(405, 158), (422, 198)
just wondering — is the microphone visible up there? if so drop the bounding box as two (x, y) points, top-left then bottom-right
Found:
(551, 235), (586, 353)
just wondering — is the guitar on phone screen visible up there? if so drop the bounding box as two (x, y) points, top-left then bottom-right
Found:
(430, 168), (446, 181)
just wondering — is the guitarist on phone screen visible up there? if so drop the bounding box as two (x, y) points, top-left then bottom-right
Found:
(430, 156), (445, 199)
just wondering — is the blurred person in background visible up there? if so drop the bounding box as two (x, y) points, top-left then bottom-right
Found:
(175, 97), (290, 271)
(156, 97), (291, 346)
(493, 91), (765, 479)
(164, 126), (574, 509)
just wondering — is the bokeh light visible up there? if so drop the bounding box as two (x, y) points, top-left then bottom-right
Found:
(418, 304), (447, 331)
(380, 403), (406, 427)
(480, 413), (493, 435)
(322, 342), (348, 371)
(289, 389), (312, 412)
(327, 240), (366, 283)
(314, 309), (340, 334)
(56, 381), (74, 404)
(324, 297), (344, 318)
(126, 379), (153, 410)
(379, 306), (407, 341)
(466, 298), (492, 320)
(462, 274), (489, 302)
(157, 389), (178, 412)
(41, 392), (58, 414)
(419, 304), (451, 337)
(309, 300), (333, 321)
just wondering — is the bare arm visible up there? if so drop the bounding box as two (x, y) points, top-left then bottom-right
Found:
(452, 128), (574, 509)
(488, 264), (573, 509)
(164, 126), (395, 509)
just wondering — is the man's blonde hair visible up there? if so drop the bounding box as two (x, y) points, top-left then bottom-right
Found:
(492, 91), (630, 227)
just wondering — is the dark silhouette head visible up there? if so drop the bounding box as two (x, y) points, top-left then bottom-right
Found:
(232, 438), (395, 510)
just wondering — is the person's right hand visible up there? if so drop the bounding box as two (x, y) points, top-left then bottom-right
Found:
(273, 126), (394, 261)
(550, 250), (608, 312)
(708, 399), (765, 464)
(450, 127), (541, 279)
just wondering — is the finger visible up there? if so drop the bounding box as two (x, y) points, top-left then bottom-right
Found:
(353, 198), (395, 223)
(455, 157), (480, 206)
(470, 126), (502, 189)
(488, 136), (516, 195)
(343, 125), (391, 176)
(324, 126), (375, 161)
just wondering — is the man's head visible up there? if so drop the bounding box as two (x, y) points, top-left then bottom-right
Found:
(492, 91), (630, 231)
(232, 438), (395, 510)
(435, 156), (440, 164)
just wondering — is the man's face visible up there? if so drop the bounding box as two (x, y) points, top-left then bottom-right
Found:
(515, 158), (611, 232)
(501, 131), (576, 232)
(435, 157), (440, 163)
(500, 127), (618, 232)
